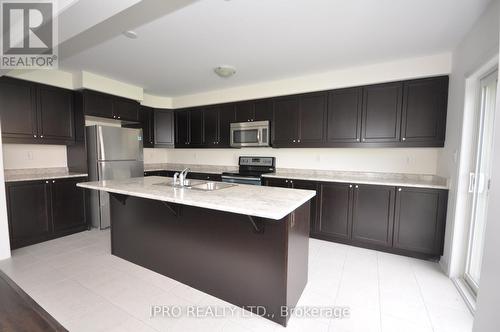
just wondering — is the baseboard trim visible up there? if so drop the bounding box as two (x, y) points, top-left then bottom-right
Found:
(453, 277), (476, 315)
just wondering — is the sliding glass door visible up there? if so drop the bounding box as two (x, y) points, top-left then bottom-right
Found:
(464, 69), (498, 294)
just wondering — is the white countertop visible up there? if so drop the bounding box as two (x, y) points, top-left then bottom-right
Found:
(77, 176), (316, 220)
(262, 170), (448, 189)
(144, 163), (448, 189)
(4, 168), (88, 182)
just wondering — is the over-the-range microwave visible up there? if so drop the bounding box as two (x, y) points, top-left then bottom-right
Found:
(230, 121), (270, 148)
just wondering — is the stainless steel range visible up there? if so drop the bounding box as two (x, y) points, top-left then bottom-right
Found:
(221, 156), (275, 186)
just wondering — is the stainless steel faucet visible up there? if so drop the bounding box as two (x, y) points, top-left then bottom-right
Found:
(178, 168), (190, 186)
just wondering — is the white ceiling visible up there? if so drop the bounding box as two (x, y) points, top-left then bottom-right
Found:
(60, 0), (491, 97)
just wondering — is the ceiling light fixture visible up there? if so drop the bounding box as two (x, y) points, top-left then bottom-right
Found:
(214, 65), (236, 78)
(122, 30), (138, 39)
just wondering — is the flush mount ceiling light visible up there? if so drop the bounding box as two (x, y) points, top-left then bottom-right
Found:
(122, 30), (138, 39)
(214, 65), (236, 78)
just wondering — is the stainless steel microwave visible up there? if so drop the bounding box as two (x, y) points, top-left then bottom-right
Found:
(230, 121), (270, 148)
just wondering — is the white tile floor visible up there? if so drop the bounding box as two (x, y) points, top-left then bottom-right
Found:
(0, 230), (472, 332)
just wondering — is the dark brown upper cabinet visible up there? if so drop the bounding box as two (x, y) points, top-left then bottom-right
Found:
(202, 106), (219, 146)
(234, 101), (254, 122)
(319, 182), (353, 241)
(81, 90), (113, 118)
(189, 109), (204, 146)
(401, 76), (448, 146)
(218, 104), (235, 147)
(234, 99), (272, 123)
(0, 77), (37, 140)
(361, 82), (403, 144)
(254, 99), (273, 122)
(154, 109), (175, 147)
(297, 92), (327, 145)
(175, 108), (203, 147)
(351, 184), (395, 248)
(175, 110), (190, 147)
(81, 89), (139, 121)
(37, 85), (75, 143)
(112, 97), (139, 121)
(393, 187), (447, 256)
(0, 77), (75, 145)
(327, 87), (362, 144)
(136, 106), (154, 148)
(272, 93), (326, 147)
(272, 96), (299, 147)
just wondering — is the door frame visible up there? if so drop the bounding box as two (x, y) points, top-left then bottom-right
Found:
(449, 54), (499, 313)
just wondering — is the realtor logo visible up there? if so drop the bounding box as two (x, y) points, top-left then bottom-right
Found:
(1, 0), (58, 69)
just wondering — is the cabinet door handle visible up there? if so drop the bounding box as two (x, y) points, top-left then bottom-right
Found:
(349, 184), (353, 188)
(468, 172), (475, 193)
(355, 185), (359, 189)
(402, 137), (406, 141)
(297, 139), (301, 143)
(45, 181), (49, 184)
(40, 135), (44, 138)
(292, 139), (296, 143)
(398, 188), (402, 192)
(33, 135), (37, 138)
(118, 116), (121, 119)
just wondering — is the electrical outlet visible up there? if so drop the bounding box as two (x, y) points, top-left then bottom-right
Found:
(27, 151), (33, 160)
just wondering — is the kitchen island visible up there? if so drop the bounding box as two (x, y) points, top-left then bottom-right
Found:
(77, 176), (315, 326)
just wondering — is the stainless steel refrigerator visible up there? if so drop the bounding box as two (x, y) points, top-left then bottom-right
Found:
(86, 125), (144, 229)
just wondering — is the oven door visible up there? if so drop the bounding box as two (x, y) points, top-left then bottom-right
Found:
(230, 121), (270, 148)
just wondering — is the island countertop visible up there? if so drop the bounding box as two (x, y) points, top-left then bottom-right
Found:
(77, 176), (316, 220)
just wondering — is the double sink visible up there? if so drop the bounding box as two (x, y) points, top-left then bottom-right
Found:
(153, 179), (235, 191)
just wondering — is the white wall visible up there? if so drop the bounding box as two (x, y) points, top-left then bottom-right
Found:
(166, 148), (439, 174)
(2, 144), (67, 169)
(437, 0), (500, 277)
(173, 53), (451, 108)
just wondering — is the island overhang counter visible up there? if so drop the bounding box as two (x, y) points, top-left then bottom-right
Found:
(77, 176), (316, 326)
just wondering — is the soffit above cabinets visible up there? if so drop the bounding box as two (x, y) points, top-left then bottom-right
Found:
(60, 0), (489, 96)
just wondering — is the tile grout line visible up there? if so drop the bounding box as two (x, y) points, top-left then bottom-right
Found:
(328, 246), (348, 332)
(410, 261), (435, 332)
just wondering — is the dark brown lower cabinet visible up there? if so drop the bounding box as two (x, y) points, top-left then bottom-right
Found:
(263, 177), (292, 188)
(6, 177), (88, 249)
(187, 172), (222, 182)
(393, 187), (448, 255)
(6, 181), (51, 248)
(318, 182), (352, 241)
(292, 180), (320, 235)
(265, 177), (447, 259)
(352, 184), (395, 248)
(50, 178), (87, 232)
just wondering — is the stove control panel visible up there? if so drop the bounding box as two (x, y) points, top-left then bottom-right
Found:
(239, 156), (275, 167)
